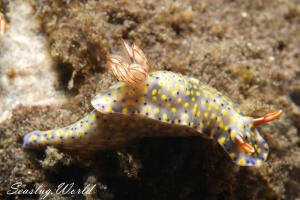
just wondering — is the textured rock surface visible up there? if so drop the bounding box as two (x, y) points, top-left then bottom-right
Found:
(0, 0), (300, 199)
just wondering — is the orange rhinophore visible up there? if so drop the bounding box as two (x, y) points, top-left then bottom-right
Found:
(253, 110), (282, 127)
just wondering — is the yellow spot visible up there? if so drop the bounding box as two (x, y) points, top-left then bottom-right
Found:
(145, 106), (150, 112)
(158, 89), (162, 95)
(199, 123), (203, 130)
(209, 102), (214, 107)
(166, 103), (171, 108)
(66, 130), (72, 136)
(192, 104), (198, 114)
(249, 124), (253, 128)
(171, 107), (176, 113)
(107, 106), (112, 112)
(238, 159), (245, 165)
(29, 135), (36, 142)
(172, 91), (177, 97)
(152, 96), (157, 101)
(211, 113), (216, 119)
(237, 108), (241, 114)
(219, 123), (224, 129)
(159, 81), (164, 86)
(47, 132), (52, 139)
(201, 101), (206, 106)
(84, 123), (89, 129)
(155, 108), (160, 114)
(230, 117), (234, 123)
(192, 97), (195, 102)
(208, 107), (212, 111)
(230, 131), (236, 139)
(116, 94), (121, 100)
(229, 153), (235, 159)
(215, 105), (219, 111)
(184, 103), (189, 108)
(183, 114), (188, 121)
(218, 137), (225, 145)
(189, 122), (194, 128)
(57, 129), (63, 136)
(204, 112), (208, 119)
(177, 98), (182, 104)
(217, 117), (221, 123)
(163, 114), (168, 121)
(186, 91), (191, 96)
(148, 77), (153, 82)
(239, 125), (243, 130)
(161, 95), (167, 101)
(181, 85), (186, 90)
(191, 90), (194, 95)
(122, 108), (128, 114)
(257, 148), (262, 154)
(168, 85), (173, 90)
(196, 91), (201, 96)
(246, 132), (251, 138)
(174, 119), (179, 124)
(193, 85), (198, 89)
(197, 112), (201, 117)
(152, 89), (157, 95)
(78, 130), (84, 136)
(256, 160), (262, 166)
(120, 87), (127, 94)
(90, 114), (95, 120)
(175, 84), (180, 89)
(129, 90), (134, 95)
(263, 153), (268, 160)
(41, 138), (47, 145)
(224, 125), (229, 131)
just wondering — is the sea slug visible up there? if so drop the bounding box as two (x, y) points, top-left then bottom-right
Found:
(23, 40), (281, 166)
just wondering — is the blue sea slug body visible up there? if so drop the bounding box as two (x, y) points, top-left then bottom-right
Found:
(23, 40), (282, 167)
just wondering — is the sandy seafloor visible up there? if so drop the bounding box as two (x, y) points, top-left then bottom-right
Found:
(0, 0), (300, 199)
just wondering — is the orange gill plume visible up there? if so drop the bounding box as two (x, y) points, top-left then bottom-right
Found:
(107, 39), (150, 87)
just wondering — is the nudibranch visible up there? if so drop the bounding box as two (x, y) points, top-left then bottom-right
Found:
(23, 40), (282, 166)
(0, 1), (9, 36)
